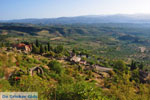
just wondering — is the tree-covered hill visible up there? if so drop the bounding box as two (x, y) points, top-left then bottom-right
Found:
(1, 23), (150, 62)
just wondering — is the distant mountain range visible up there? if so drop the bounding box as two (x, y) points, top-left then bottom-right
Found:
(1, 14), (150, 24)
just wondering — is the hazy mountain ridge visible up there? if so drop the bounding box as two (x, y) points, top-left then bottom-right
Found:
(1, 14), (150, 24)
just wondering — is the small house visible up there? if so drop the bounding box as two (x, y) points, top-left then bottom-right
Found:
(70, 55), (81, 63)
(13, 43), (32, 52)
(79, 60), (87, 65)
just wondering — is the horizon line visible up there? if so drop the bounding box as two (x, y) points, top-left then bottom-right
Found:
(1, 13), (150, 21)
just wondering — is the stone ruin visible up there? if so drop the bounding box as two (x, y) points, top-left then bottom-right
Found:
(29, 67), (44, 76)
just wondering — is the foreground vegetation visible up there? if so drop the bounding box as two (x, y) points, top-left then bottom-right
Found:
(0, 23), (150, 100)
(0, 40), (149, 100)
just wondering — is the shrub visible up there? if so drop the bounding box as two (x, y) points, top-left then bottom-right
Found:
(50, 81), (110, 100)
(48, 72), (60, 80)
(54, 45), (64, 54)
(46, 51), (55, 57)
(114, 60), (128, 75)
(0, 68), (4, 78)
(0, 61), (2, 66)
(107, 70), (115, 77)
(131, 69), (140, 83)
(0, 79), (12, 91)
(34, 59), (40, 64)
(27, 57), (34, 63)
(18, 75), (52, 100)
(58, 74), (74, 84)
(48, 60), (64, 74)
(41, 59), (48, 64)
(88, 70), (93, 79)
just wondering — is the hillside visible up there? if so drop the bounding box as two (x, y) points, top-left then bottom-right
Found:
(1, 23), (150, 62)
(0, 23), (150, 99)
(0, 39), (150, 100)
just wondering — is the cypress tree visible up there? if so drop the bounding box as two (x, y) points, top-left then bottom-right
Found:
(45, 45), (48, 53)
(131, 60), (137, 70)
(32, 44), (36, 53)
(48, 43), (50, 51)
(1, 42), (5, 47)
(139, 62), (144, 70)
(32, 44), (40, 54)
(36, 39), (39, 47)
(40, 45), (45, 54)
(47, 42), (53, 51)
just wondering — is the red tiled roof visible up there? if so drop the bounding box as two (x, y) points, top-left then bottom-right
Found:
(17, 43), (26, 48)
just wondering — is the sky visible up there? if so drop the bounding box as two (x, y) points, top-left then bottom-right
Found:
(0, 0), (150, 20)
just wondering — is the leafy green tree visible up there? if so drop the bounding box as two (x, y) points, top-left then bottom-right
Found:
(54, 45), (64, 53)
(131, 69), (140, 83)
(88, 60), (95, 65)
(80, 49), (89, 57)
(114, 60), (128, 74)
(130, 60), (137, 70)
(48, 60), (64, 74)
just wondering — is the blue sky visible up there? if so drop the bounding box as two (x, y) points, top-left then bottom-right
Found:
(0, 0), (150, 20)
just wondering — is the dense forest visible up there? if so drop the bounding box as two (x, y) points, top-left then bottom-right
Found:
(0, 23), (150, 100)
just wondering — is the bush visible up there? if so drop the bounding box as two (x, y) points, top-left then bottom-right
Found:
(58, 74), (74, 84)
(0, 79), (12, 91)
(27, 57), (34, 63)
(34, 59), (41, 64)
(107, 70), (115, 77)
(54, 45), (64, 54)
(45, 51), (55, 57)
(50, 81), (110, 100)
(0, 68), (4, 78)
(114, 60), (128, 75)
(0, 61), (2, 66)
(48, 60), (64, 74)
(48, 72), (60, 80)
(41, 59), (48, 64)
(18, 75), (52, 100)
